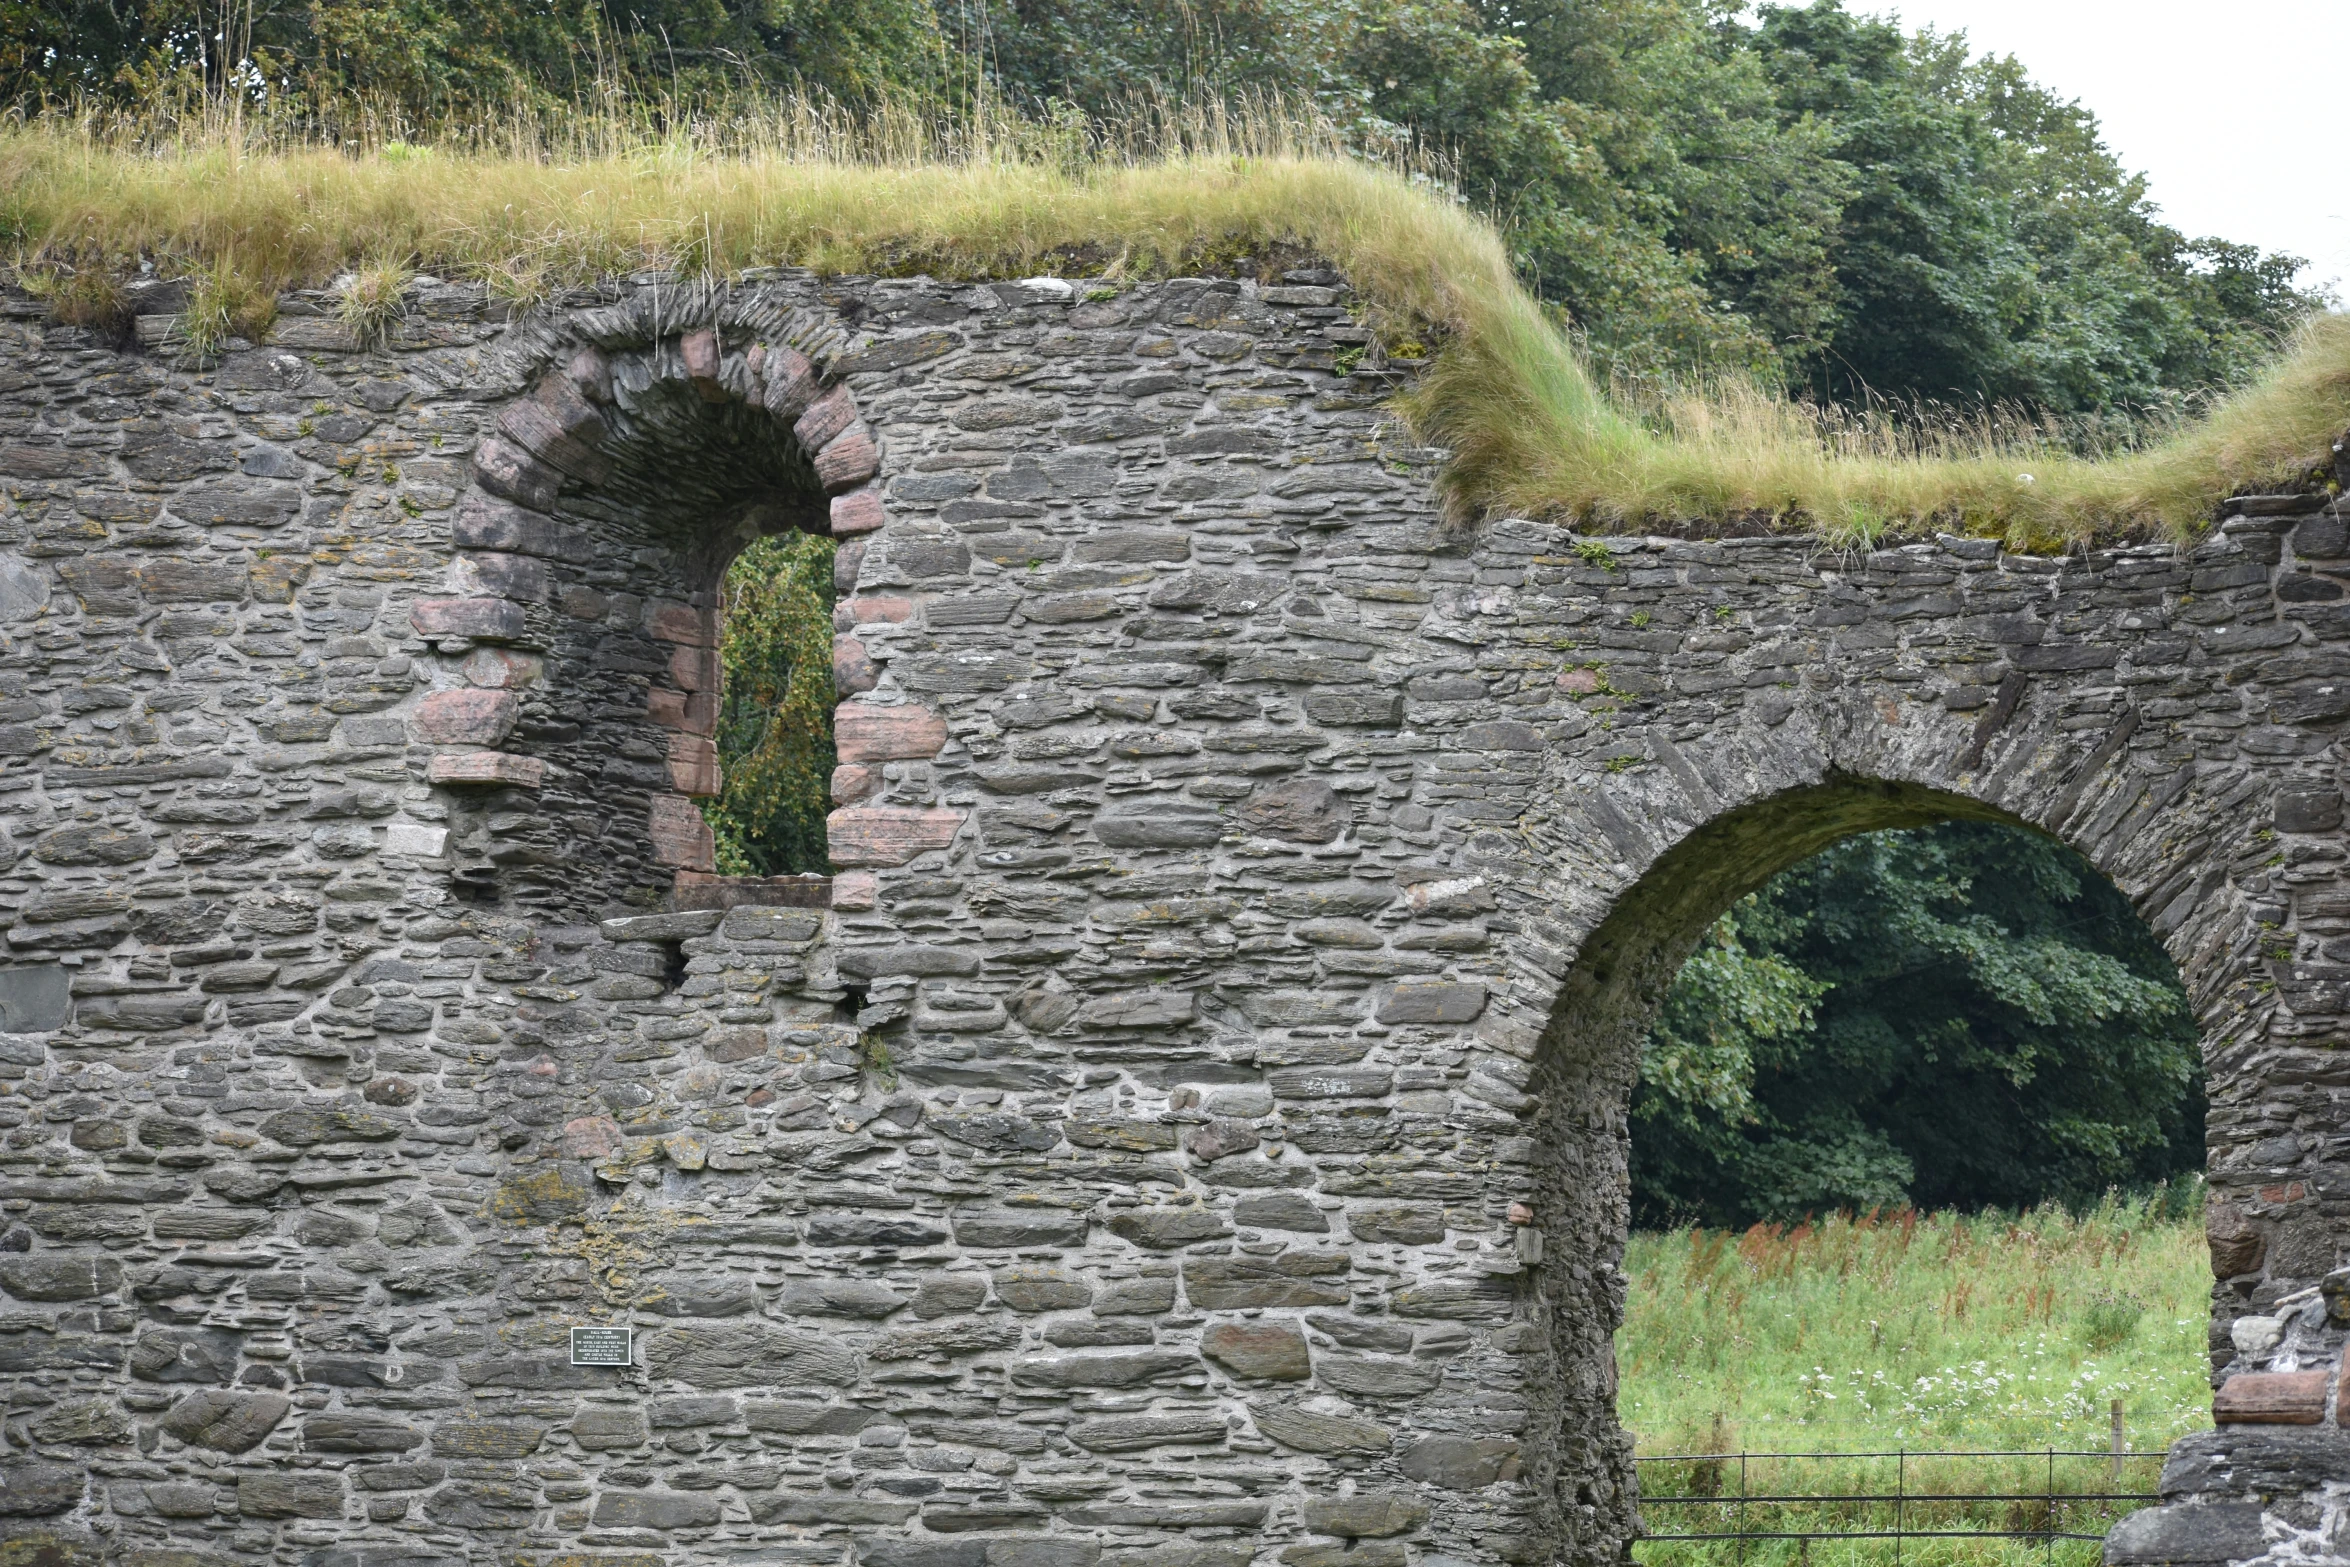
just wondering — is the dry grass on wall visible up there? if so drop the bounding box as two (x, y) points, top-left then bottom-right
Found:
(5, 99), (2348, 546)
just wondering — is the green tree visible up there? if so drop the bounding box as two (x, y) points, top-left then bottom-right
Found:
(5, 0), (944, 117)
(1742, 1), (2324, 410)
(1633, 822), (2204, 1227)
(701, 531), (835, 878)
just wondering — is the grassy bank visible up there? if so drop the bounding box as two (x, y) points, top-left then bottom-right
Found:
(5, 102), (2348, 542)
(1620, 1196), (2211, 1565)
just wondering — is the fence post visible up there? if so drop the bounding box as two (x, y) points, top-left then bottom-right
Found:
(2111, 1400), (2126, 1485)
(1896, 1449), (1905, 1566)
(1738, 1451), (1749, 1567)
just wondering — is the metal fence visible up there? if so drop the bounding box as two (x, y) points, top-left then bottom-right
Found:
(1633, 1448), (2163, 1555)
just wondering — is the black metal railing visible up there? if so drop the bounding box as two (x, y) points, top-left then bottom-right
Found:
(1633, 1448), (2163, 1556)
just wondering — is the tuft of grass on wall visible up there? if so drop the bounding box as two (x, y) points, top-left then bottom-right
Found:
(335, 260), (412, 350)
(4, 99), (2347, 542)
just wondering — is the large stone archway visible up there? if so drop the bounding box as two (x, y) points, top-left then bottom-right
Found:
(0, 264), (2340, 1567)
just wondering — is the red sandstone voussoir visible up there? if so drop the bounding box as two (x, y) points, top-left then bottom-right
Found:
(793, 385), (857, 452)
(2214, 1370), (2329, 1424)
(649, 793), (717, 871)
(414, 689), (522, 746)
(668, 644), (717, 692)
(647, 601), (715, 647)
(833, 637), (878, 696)
(763, 346), (817, 422)
(461, 551), (548, 603)
(835, 703), (947, 763)
(846, 596), (915, 625)
(532, 371), (609, 439)
(472, 435), (563, 512)
(814, 426), (880, 492)
(827, 806), (965, 867)
(497, 395), (611, 484)
(669, 732), (720, 797)
(453, 493), (592, 563)
(831, 870), (878, 910)
(830, 485), (886, 536)
(411, 597), (526, 641)
(681, 328), (727, 402)
(567, 347), (613, 404)
(428, 751), (545, 788)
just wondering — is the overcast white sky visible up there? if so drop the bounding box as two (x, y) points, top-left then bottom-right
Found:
(1850, 0), (2346, 297)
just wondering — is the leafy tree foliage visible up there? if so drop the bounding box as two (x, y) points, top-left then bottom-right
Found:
(700, 531), (834, 877)
(1742, 4), (2320, 410)
(1632, 822), (2204, 1227)
(5, 0), (943, 114)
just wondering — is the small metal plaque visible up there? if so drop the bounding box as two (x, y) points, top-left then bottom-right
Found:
(570, 1327), (633, 1367)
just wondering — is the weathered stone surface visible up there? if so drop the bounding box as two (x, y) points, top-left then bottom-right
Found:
(237, 1472), (346, 1518)
(33, 1397), (134, 1445)
(157, 1390), (292, 1452)
(411, 596), (527, 640)
(1070, 1413), (1229, 1452)
(1201, 1321), (1311, 1380)
(0, 965), (71, 1030)
(1183, 1253), (1350, 1309)
(1347, 1205), (1447, 1245)
(953, 1209), (1089, 1248)
(1300, 1494), (1430, 1537)
(0, 1254), (121, 1300)
(304, 1412), (426, 1452)
(0, 1465), (83, 1515)
(1009, 1351), (1201, 1388)
(1315, 1354), (1442, 1399)
(645, 1324), (859, 1388)
(2104, 1503), (2266, 1565)
(1250, 1404), (1393, 1453)
(1373, 983), (1488, 1025)
(806, 1214), (949, 1247)
(591, 1490), (722, 1529)
(1282, 1543), (1407, 1567)
(1234, 1192), (1328, 1232)
(428, 751), (546, 788)
(1107, 1206), (1231, 1249)
(1398, 1437), (1521, 1488)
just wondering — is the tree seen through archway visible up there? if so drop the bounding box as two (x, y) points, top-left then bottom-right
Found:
(1632, 821), (2205, 1228)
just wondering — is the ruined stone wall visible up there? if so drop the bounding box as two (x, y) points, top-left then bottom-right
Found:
(0, 263), (2343, 1567)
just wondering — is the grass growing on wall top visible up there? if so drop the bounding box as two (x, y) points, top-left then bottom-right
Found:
(5, 99), (2348, 545)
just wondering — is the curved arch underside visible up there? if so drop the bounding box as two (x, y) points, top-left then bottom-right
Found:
(0, 269), (2339, 1567)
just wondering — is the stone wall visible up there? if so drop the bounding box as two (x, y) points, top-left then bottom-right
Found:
(0, 261), (2343, 1567)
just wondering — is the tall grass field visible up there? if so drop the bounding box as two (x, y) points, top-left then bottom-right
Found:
(1619, 1194), (2212, 1564)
